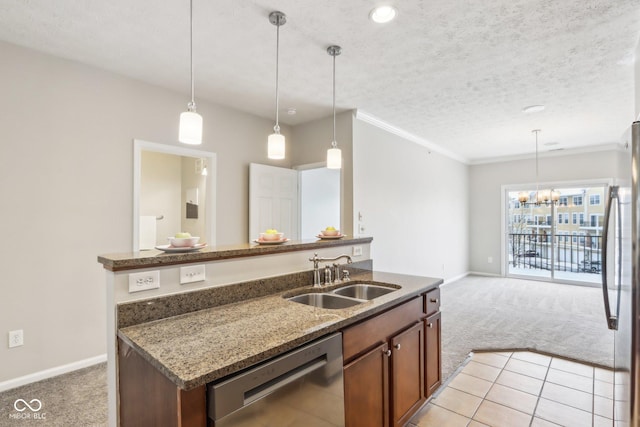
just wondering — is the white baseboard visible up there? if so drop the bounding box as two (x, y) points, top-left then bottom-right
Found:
(467, 270), (502, 277)
(441, 272), (470, 286)
(0, 354), (107, 393)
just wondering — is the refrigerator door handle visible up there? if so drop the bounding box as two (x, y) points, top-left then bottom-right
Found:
(601, 185), (619, 330)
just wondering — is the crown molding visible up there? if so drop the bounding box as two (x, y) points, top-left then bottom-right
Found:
(354, 109), (469, 164)
(469, 143), (624, 165)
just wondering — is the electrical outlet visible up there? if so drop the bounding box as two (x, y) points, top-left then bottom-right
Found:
(352, 246), (363, 257)
(128, 270), (160, 293)
(180, 264), (205, 284)
(8, 330), (23, 348)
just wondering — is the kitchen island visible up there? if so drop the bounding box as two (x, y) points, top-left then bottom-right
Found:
(99, 237), (442, 426)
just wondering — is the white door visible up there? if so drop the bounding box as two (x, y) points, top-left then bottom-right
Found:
(300, 167), (341, 239)
(249, 163), (299, 242)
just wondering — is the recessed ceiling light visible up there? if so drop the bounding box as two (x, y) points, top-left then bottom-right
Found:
(369, 6), (397, 23)
(522, 105), (545, 113)
(287, 107), (297, 115)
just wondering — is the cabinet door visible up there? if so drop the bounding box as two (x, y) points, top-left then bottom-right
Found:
(390, 322), (425, 427)
(344, 342), (390, 427)
(425, 312), (442, 397)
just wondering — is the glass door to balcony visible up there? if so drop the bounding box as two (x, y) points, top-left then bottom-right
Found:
(506, 185), (606, 285)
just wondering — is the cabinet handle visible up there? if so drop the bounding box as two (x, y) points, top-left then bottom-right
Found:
(428, 323), (433, 328)
(430, 298), (439, 303)
(394, 344), (401, 350)
(383, 349), (392, 357)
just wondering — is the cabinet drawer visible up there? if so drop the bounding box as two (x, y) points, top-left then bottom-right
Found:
(424, 288), (440, 316)
(343, 297), (422, 362)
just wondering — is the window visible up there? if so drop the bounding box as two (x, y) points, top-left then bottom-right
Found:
(579, 232), (586, 245)
(579, 213), (584, 225)
(573, 195), (583, 206)
(590, 194), (601, 205)
(546, 215), (551, 226)
(572, 213), (578, 224)
(590, 214), (599, 227)
(564, 213), (569, 224)
(572, 231), (578, 243)
(559, 196), (568, 207)
(557, 213), (562, 224)
(514, 201), (521, 209)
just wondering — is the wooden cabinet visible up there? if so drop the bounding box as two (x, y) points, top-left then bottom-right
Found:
(344, 342), (390, 427)
(390, 322), (425, 427)
(424, 311), (442, 397)
(118, 339), (206, 427)
(343, 297), (426, 427)
(422, 287), (442, 397)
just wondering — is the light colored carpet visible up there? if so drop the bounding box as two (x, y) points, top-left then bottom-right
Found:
(440, 275), (614, 379)
(0, 363), (107, 426)
(0, 275), (614, 425)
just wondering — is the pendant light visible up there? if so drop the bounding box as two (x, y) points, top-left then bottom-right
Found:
(179, 0), (203, 145)
(267, 11), (286, 159)
(327, 45), (342, 169)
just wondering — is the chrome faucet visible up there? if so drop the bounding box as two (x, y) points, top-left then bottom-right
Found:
(309, 252), (353, 287)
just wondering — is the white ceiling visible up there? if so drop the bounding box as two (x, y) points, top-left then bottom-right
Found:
(1, 0), (639, 162)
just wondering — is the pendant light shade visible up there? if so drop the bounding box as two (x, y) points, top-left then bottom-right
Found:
(179, 108), (203, 145)
(268, 11), (286, 159)
(179, 0), (202, 145)
(327, 146), (342, 169)
(268, 132), (285, 159)
(327, 45), (342, 170)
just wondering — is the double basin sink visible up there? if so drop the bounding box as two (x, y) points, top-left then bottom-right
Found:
(286, 281), (399, 309)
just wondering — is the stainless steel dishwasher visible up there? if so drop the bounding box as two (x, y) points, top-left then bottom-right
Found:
(208, 333), (344, 426)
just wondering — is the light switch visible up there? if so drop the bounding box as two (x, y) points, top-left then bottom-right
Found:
(180, 264), (206, 284)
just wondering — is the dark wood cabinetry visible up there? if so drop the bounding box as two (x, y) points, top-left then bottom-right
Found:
(423, 287), (442, 397)
(344, 342), (390, 427)
(390, 322), (425, 427)
(118, 339), (206, 427)
(343, 297), (429, 427)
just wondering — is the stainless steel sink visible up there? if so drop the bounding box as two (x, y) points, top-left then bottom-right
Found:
(288, 293), (363, 309)
(332, 283), (397, 300)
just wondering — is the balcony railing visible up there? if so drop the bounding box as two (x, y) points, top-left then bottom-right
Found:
(508, 233), (602, 274)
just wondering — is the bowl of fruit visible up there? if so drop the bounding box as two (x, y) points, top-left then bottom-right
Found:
(321, 226), (340, 237)
(259, 229), (284, 241)
(168, 232), (200, 247)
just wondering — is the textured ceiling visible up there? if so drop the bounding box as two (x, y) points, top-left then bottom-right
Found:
(1, 0), (639, 162)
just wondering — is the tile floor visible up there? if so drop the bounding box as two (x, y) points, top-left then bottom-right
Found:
(408, 350), (616, 427)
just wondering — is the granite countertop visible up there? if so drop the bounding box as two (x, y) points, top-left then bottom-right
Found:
(98, 236), (373, 271)
(117, 270), (442, 390)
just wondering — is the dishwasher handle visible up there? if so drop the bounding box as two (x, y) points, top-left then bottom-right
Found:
(208, 333), (343, 421)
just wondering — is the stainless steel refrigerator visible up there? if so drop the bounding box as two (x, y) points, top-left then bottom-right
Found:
(602, 120), (640, 426)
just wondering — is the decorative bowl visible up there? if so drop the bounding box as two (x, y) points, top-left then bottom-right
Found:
(321, 229), (340, 236)
(168, 236), (200, 247)
(259, 232), (284, 241)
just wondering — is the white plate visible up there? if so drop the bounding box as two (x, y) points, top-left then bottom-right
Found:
(155, 243), (207, 252)
(254, 238), (290, 245)
(316, 234), (346, 240)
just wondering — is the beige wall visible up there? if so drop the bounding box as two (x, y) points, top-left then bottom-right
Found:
(0, 40), (291, 383)
(291, 111), (354, 236)
(468, 150), (623, 275)
(141, 151), (182, 244)
(352, 118), (470, 280)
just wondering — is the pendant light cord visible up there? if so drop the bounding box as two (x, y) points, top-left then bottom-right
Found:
(274, 15), (281, 133)
(189, 0), (195, 110)
(534, 129), (540, 201)
(332, 52), (336, 147)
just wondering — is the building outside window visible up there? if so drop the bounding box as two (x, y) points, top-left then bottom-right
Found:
(559, 196), (568, 206)
(579, 213), (584, 225)
(590, 194), (600, 205)
(572, 213), (578, 225)
(573, 195), (583, 206)
(564, 213), (569, 224)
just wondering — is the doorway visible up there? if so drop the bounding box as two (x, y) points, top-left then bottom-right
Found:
(505, 184), (607, 285)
